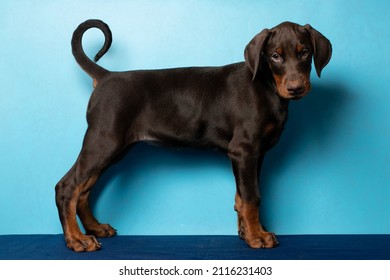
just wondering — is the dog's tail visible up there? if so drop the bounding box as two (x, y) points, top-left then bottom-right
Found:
(71, 19), (112, 86)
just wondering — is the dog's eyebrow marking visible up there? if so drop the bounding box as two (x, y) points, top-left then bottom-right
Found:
(296, 44), (304, 53)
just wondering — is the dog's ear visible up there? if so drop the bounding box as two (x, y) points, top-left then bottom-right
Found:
(304, 24), (332, 78)
(244, 28), (270, 81)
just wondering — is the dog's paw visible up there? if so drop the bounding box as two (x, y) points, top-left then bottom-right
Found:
(86, 223), (117, 238)
(245, 231), (278, 249)
(66, 234), (102, 252)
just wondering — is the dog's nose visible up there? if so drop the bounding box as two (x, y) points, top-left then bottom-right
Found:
(286, 80), (305, 95)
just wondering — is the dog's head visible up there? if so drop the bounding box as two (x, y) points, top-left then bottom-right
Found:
(244, 22), (332, 99)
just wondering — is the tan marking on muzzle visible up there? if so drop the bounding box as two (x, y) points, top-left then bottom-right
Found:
(273, 74), (311, 99)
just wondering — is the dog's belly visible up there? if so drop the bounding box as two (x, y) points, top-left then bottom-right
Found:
(135, 119), (232, 152)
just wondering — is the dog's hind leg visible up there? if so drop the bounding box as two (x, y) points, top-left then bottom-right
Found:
(76, 175), (117, 238)
(55, 127), (127, 251)
(55, 165), (102, 252)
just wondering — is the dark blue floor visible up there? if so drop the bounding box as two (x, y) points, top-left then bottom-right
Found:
(0, 234), (389, 260)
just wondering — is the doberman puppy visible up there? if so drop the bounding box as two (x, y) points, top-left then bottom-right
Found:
(56, 19), (332, 252)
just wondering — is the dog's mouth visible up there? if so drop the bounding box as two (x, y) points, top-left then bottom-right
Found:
(274, 77), (311, 100)
(288, 88), (310, 100)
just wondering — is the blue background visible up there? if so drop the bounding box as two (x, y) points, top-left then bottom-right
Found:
(0, 0), (389, 236)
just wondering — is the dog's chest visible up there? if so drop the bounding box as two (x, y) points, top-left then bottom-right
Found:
(259, 100), (289, 150)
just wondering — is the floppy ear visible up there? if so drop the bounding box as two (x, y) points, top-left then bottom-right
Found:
(304, 24), (332, 77)
(244, 28), (270, 81)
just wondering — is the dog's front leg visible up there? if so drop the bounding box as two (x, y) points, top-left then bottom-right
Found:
(229, 153), (278, 248)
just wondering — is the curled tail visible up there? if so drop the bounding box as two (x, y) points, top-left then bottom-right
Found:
(71, 19), (112, 85)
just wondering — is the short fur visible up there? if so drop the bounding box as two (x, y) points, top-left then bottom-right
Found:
(56, 20), (332, 251)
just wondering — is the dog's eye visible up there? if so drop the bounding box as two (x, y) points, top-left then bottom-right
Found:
(271, 53), (282, 62)
(301, 49), (310, 58)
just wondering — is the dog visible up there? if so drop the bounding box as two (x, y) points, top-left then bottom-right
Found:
(55, 19), (332, 252)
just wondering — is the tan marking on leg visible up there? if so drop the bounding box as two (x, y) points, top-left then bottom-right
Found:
(234, 192), (245, 239)
(64, 182), (84, 238)
(63, 176), (102, 251)
(240, 203), (263, 247)
(235, 201), (278, 249)
(77, 175), (99, 230)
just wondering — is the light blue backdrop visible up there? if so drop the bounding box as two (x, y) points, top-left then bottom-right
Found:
(0, 0), (389, 236)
